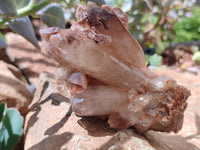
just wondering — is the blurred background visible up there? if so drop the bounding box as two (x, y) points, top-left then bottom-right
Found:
(0, 1), (200, 150)
(1, 0), (200, 72)
(1, 0), (200, 73)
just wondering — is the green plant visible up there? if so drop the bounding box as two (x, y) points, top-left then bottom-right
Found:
(192, 51), (200, 64)
(155, 42), (169, 55)
(0, 0), (66, 50)
(145, 54), (150, 65)
(0, 103), (24, 150)
(0, 0), (154, 49)
(191, 46), (199, 53)
(173, 7), (200, 42)
(149, 53), (162, 66)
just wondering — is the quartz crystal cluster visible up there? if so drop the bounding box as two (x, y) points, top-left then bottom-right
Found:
(40, 2), (191, 133)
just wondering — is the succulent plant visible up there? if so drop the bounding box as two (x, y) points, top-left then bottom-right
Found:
(0, 103), (23, 150)
(0, 0), (65, 50)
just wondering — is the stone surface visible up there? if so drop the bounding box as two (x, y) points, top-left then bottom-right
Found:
(6, 33), (58, 84)
(0, 48), (14, 64)
(24, 68), (200, 150)
(145, 131), (200, 150)
(145, 68), (200, 150)
(24, 73), (155, 150)
(0, 60), (32, 116)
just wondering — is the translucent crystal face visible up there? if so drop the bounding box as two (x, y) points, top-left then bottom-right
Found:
(40, 2), (191, 133)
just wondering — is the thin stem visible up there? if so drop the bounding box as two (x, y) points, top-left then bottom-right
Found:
(29, 0), (37, 6)
(0, 0), (51, 28)
(18, 0), (51, 17)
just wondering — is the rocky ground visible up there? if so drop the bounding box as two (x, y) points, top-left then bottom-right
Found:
(0, 33), (200, 150)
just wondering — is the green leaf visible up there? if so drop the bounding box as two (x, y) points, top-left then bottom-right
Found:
(149, 54), (162, 66)
(0, 0), (18, 17)
(0, 34), (7, 48)
(82, 0), (106, 6)
(0, 108), (23, 150)
(191, 46), (199, 53)
(133, 14), (143, 23)
(16, 0), (44, 9)
(192, 51), (200, 64)
(37, 3), (65, 28)
(0, 103), (7, 129)
(16, 0), (30, 9)
(105, 0), (116, 7)
(145, 54), (150, 66)
(8, 16), (40, 50)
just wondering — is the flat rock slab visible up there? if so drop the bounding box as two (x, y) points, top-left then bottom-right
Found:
(24, 73), (155, 150)
(24, 69), (200, 150)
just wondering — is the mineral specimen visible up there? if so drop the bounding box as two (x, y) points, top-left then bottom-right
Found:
(40, 2), (190, 133)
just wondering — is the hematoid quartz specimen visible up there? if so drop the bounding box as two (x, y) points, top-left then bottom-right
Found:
(40, 2), (191, 133)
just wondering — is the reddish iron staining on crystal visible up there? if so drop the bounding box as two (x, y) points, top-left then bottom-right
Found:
(40, 2), (191, 133)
